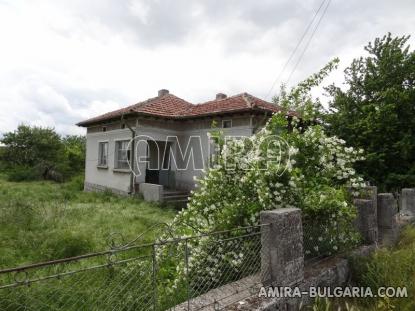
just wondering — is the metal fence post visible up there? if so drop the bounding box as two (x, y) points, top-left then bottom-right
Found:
(152, 244), (158, 311)
(184, 239), (191, 311)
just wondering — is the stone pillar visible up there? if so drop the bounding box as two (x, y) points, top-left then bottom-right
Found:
(260, 208), (304, 287)
(401, 188), (415, 216)
(377, 193), (398, 245)
(354, 199), (378, 244)
(365, 186), (378, 212)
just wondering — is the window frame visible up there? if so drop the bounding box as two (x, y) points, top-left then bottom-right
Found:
(97, 141), (109, 167)
(222, 119), (232, 128)
(114, 140), (131, 170)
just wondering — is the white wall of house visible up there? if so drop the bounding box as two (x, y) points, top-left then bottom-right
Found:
(85, 128), (133, 194)
(84, 115), (259, 194)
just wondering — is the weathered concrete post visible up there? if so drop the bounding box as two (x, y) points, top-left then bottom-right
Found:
(377, 193), (398, 245)
(354, 199), (378, 244)
(364, 186), (378, 213)
(260, 208), (304, 287)
(401, 188), (415, 217)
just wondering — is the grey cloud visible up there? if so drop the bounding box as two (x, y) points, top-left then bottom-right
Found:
(0, 69), (128, 135)
(47, 0), (415, 52)
(1, 0), (415, 136)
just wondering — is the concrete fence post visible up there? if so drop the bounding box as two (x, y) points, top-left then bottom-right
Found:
(401, 188), (415, 217)
(260, 208), (304, 287)
(354, 199), (378, 244)
(377, 193), (398, 245)
(365, 186), (378, 214)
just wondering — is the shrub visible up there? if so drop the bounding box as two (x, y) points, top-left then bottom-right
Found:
(6, 165), (41, 182)
(155, 61), (365, 297)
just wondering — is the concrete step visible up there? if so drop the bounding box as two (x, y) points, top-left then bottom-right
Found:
(166, 199), (189, 204)
(164, 190), (190, 196)
(163, 189), (190, 205)
(163, 194), (189, 200)
(162, 189), (190, 204)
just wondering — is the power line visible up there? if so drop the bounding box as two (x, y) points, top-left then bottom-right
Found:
(265, 0), (329, 100)
(285, 0), (332, 86)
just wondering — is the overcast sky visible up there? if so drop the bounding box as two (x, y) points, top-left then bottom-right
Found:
(0, 0), (414, 136)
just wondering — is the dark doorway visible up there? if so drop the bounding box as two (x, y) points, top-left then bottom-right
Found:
(145, 140), (173, 187)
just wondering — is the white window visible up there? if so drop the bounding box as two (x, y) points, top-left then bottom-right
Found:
(115, 140), (130, 169)
(98, 142), (108, 167)
(222, 119), (232, 128)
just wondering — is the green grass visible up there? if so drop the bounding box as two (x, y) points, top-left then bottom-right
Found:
(0, 175), (177, 268)
(307, 225), (415, 310)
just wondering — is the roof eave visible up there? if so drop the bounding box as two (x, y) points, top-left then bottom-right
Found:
(76, 106), (287, 127)
(76, 111), (138, 127)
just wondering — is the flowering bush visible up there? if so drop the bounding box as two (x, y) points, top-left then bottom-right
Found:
(158, 61), (366, 298)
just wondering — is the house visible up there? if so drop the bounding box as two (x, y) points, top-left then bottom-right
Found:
(77, 89), (285, 202)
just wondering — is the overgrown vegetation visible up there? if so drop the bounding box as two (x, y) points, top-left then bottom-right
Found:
(156, 61), (364, 294)
(325, 33), (415, 191)
(306, 226), (415, 310)
(0, 125), (85, 182)
(349, 226), (415, 310)
(0, 175), (176, 268)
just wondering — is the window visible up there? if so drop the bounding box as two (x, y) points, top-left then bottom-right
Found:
(98, 142), (108, 167)
(115, 140), (130, 169)
(222, 120), (232, 128)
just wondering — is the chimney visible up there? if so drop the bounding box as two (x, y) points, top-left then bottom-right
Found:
(216, 93), (227, 100)
(158, 89), (169, 97)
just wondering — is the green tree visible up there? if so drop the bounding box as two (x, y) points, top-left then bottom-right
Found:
(0, 125), (86, 181)
(61, 135), (86, 174)
(325, 33), (415, 191)
(1, 125), (63, 180)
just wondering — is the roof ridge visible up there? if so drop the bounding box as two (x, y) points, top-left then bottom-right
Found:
(77, 92), (283, 126)
(195, 92), (253, 106)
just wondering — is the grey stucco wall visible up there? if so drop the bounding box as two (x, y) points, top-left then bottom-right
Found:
(84, 115), (257, 194)
(85, 128), (133, 193)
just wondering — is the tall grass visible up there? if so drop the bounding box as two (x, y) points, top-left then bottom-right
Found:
(0, 176), (176, 268)
(349, 226), (415, 310)
(307, 226), (415, 310)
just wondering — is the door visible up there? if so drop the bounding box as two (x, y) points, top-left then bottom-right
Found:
(145, 141), (160, 184)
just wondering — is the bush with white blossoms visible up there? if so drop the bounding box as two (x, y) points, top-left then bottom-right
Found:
(157, 61), (366, 298)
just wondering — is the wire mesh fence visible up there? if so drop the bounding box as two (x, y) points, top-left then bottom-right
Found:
(0, 224), (270, 311)
(302, 216), (362, 263)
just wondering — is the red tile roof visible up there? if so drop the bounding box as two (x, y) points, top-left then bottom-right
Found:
(77, 92), (285, 126)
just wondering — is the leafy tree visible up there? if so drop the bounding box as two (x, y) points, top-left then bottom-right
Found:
(61, 135), (86, 174)
(325, 33), (415, 191)
(0, 125), (86, 181)
(275, 58), (339, 121)
(1, 125), (63, 180)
